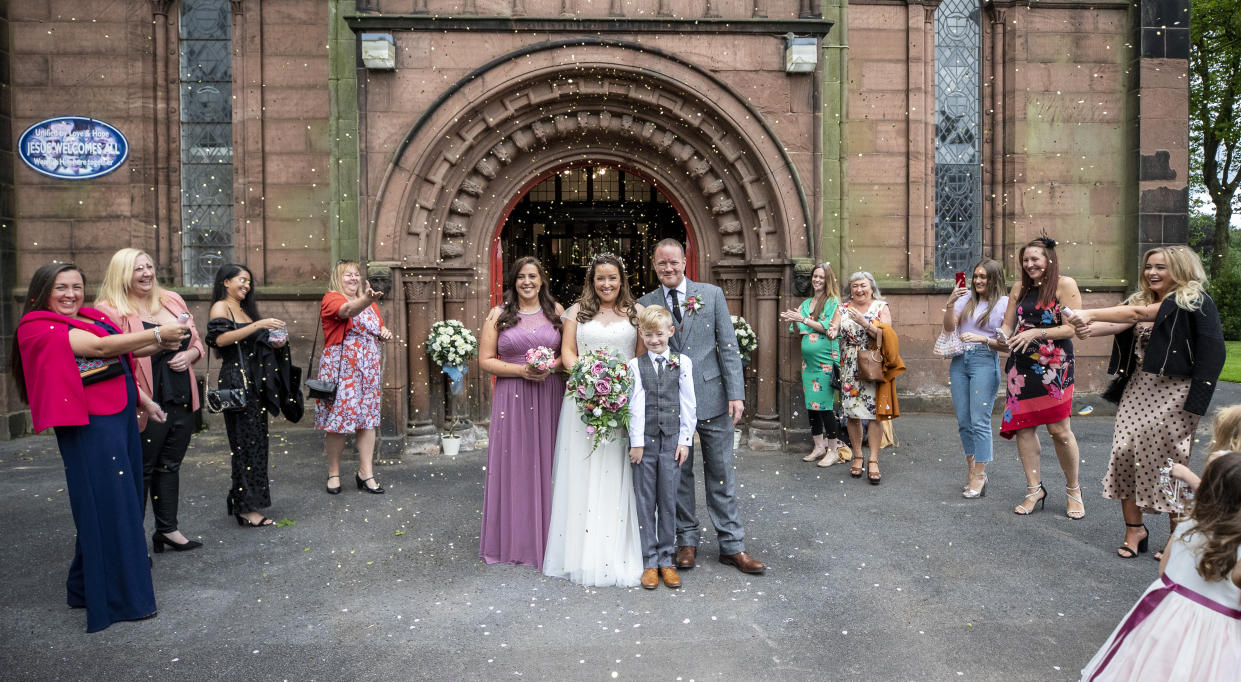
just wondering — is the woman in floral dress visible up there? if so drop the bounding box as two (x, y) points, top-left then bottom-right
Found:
(839, 271), (891, 482)
(780, 262), (844, 465)
(316, 260), (393, 495)
(999, 237), (1085, 519)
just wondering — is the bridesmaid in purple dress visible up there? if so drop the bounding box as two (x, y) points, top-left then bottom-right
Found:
(478, 257), (566, 569)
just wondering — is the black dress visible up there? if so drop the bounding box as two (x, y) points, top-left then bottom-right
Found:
(206, 318), (271, 515)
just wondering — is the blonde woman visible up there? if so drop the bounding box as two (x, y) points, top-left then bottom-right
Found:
(779, 263), (845, 465)
(95, 249), (206, 553)
(1068, 246), (1225, 559)
(316, 260), (393, 495)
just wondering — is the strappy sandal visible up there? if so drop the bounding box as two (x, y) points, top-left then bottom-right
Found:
(235, 514), (273, 528)
(1065, 485), (1086, 520)
(867, 457), (881, 485)
(1117, 522), (1148, 559)
(1014, 483), (1047, 515)
(849, 454), (864, 478)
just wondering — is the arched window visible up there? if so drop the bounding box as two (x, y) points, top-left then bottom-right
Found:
(934, 0), (983, 278)
(179, 0), (234, 286)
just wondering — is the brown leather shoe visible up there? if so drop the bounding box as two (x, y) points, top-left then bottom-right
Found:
(640, 568), (659, 590)
(675, 545), (696, 569)
(720, 551), (766, 574)
(660, 567), (681, 588)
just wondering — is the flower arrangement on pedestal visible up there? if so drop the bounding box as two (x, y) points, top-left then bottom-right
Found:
(425, 319), (478, 395)
(732, 315), (758, 366)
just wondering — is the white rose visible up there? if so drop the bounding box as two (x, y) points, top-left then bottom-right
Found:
(592, 407), (603, 417)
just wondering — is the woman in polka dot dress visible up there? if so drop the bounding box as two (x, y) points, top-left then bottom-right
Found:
(1068, 246), (1225, 560)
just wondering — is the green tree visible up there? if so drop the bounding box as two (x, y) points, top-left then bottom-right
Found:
(1190, 0), (1241, 279)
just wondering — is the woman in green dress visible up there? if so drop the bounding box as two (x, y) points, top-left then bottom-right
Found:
(780, 262), (846, 466)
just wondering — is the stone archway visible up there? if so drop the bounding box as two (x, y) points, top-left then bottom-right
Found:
(370, 40), (812, 450)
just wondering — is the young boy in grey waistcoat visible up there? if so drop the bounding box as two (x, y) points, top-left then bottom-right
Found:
(627, 306), (697, 589)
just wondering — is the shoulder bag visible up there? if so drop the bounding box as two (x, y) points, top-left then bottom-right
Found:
(933, 328), (964, 358)
(305, 320), (343, 401)
(205, 310), (250, 413)
(857, 327), (885, 382)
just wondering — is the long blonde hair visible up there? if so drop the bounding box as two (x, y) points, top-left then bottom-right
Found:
(95, 248), (165, 316)
(1124, 245), (1208, 311)
(1209, 405), (1241, 453)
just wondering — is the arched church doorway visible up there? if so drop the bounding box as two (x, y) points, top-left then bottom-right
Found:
(494, 163), (692, 306)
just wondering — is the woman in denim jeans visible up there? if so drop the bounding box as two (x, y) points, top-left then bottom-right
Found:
(942, 259), (1008, 498)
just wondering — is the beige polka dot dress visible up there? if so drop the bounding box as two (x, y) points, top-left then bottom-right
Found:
(1100, 324), (1200, 514)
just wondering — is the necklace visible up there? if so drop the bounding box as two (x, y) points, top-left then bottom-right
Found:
(518, 307), (541, 315)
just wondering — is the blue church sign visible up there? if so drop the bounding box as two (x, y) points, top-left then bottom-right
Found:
(18, 116), (129, 180)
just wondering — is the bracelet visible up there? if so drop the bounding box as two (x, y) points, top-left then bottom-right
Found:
(153, 327), (162, 344)
(803, 317), (811, 325)
(1041, 329), (1047, 339)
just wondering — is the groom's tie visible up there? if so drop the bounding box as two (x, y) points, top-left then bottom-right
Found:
(668, 288), (683, 324)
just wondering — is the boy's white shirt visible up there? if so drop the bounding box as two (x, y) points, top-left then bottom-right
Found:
(627, 350), (697, 448)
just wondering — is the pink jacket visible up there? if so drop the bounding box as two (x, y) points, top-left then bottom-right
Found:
(95, 292), (205, 431)
(17, 308), (134, 434)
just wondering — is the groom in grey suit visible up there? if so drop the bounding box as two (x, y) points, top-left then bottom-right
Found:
(637, 239), (765, 574)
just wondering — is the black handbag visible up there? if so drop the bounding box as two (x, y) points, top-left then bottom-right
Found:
(305, 320), (342, 401)
(77, 356), (125, 385)
(206, 311), (251, 413)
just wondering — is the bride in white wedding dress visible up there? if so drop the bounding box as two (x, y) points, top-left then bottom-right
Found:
(543, 253), (646, 588)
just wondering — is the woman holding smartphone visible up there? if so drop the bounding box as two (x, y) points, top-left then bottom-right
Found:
(942, 260), (1007, 498)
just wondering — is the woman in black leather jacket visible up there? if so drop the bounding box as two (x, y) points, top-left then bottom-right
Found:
(1068, 246), (1225, 560)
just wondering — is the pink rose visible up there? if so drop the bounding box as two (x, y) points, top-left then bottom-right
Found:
(617, 395), (628, 407)
(594, 379), (611, 395)
(586, 425), (597, 434)
(591, 362), (606, 377)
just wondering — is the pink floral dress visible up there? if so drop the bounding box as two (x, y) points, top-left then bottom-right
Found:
(314, 306), (382, 433)
(999, 285), (1074, 438)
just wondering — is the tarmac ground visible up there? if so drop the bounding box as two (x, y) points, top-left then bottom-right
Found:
(3, 382), (1238, 681)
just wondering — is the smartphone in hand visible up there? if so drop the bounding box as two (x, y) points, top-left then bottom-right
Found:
(995, 329), (1008, 344)
(954, 272), (967, 289)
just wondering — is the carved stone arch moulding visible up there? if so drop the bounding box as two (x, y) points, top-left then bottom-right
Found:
(369, 42), (812, 269)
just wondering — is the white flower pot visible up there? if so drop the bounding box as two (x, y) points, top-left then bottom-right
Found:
(441, 435), (462, 457)
(733, 429), (743, 450)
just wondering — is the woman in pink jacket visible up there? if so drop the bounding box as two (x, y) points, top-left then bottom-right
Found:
(11, 262), (187, 631)
(96, 249), (207, 554)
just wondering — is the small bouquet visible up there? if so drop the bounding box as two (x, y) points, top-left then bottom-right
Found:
(525, 345), (556, 373)
(1158, 458), (1194, 516)
(683, 294), (704, 315)
(426, 320), (479, 394)
(732, 315), (758, 365)
(565, 347), (634, 453)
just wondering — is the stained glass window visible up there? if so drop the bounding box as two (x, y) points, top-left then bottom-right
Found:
(179, 1), (234, 286)
(934, 0), (982, 279)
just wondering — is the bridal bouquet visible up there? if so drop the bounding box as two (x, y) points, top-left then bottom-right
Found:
(525, 345), (556, 372)
(566, 347), (633, 453)
(426, 319), (478, 394)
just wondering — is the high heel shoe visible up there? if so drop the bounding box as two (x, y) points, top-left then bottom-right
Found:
(849, 454), (864, 478)
(802, 445), (827, 462)
(152, 532), (203, 553)
(867, 457), (881, 485)
(235, 514), (273, 528)
(962, 473), (987, 499)
(1117, 522), (1149, 559)
(1014, 483), (1047, 515)
(1065, 485), (1086, 520)
(356, 473), (386, 494)
(326, 474), (342, 495)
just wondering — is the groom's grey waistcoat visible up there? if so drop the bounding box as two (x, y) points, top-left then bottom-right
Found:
(637, 354), (680, 446)
(638, 279), (744, 420)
